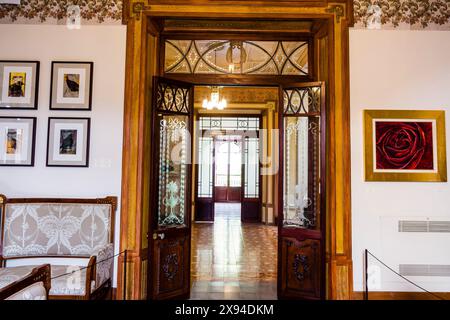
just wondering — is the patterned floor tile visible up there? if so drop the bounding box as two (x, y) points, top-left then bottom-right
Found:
(191, 203), (278, 300)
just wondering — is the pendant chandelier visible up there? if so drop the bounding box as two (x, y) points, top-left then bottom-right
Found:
(202, 86), (227, 110)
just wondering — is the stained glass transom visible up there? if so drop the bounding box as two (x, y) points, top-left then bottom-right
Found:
(165, 40), (308, 76)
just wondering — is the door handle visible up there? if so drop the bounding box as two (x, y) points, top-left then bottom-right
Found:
(153, 233), (165, 240)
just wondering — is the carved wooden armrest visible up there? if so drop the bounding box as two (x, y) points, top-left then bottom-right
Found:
(0, 264), (51, 300)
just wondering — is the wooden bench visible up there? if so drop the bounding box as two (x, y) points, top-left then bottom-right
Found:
(0, 195), (117, 300)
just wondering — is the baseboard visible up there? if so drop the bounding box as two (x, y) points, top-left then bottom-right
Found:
(353, 291), (450, 300)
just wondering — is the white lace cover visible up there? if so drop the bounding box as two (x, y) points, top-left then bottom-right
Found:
(5, 282), (47, 300)
(0, 266), (34, 290)
(2, 203), (112, 258)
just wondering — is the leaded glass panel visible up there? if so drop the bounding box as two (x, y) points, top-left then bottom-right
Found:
(158, 115), (189, 227)
(165, 40), (308, 76)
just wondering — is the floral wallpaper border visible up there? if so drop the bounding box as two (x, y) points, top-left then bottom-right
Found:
(354, 0), (450, 29)
(0, 0), (449, 29)
(0, 0), (123, 24)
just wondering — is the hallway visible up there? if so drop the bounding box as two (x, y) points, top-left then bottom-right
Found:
(191, 203), (278, 300)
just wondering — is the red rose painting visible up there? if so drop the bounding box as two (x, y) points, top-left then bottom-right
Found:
(375, 121), (434, 170)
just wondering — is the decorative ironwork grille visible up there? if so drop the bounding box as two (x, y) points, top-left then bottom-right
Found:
(283, 86), (321, 115)
(156, 82), (190, 114)
(165, 40), (308, 76)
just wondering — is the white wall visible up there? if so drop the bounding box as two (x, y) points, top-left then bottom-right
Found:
(0, 24), (126, 286)
(350, 30), (450, 292)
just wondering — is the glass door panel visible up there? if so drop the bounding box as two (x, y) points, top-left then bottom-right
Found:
(157, 115), (189, 227)
(197, 137), (213, 198)
(215, 140), (229, 187)
(244, 137), (260, 199)
(229, 138), (242, 187)
(283, 116), (320, 229)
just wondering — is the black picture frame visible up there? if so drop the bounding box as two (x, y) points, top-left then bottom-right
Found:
(46, 117), (91, 168)
(49, 61), (93, 111)
(0, 60), (40, 110)
(0, 116), (37, 167)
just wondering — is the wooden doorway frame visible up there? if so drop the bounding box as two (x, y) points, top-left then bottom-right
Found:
(118, 0), (353, 300)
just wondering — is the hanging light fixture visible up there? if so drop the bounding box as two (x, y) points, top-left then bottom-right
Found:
(202, 86), (227, 110)
(226, 41), (247, 74)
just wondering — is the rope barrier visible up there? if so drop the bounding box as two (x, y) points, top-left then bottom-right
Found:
(365, 249), (447, 301)
(49, 250), (127, 281)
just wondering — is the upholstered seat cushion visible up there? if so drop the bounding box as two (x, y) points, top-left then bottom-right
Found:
(1, 265), (94, 296)
(0, 266), (34, 290)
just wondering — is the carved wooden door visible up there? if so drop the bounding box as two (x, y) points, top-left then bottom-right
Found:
(148, 77), (194, 300)
(278, 82), (326, 300)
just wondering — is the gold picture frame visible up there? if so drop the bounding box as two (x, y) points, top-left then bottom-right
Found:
(364, 110), (447, 182)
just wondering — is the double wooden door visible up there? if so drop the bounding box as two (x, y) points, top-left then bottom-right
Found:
(214, 135), (242, 203)
(148, 77), (326, 300)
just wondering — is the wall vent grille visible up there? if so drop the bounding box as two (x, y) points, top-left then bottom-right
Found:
(399, 264), (450, 277)
(398, 221), (450, 233)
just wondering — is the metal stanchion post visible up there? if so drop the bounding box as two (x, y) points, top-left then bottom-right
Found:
(364, 249), (369, 301)
(123, 250), (127, 301)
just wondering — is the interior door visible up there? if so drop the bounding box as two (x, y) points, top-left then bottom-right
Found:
(214, 136), (242, 203)
(148, 77), (194, 300)
(278, 82), (326, 300)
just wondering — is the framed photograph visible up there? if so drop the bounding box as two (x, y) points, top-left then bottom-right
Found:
(0, 61), (40, 110)
(50, 61), (93, 111)
(364, 110), (447, 182)
(47, 117), (91, 167)
(0, 117), (36, 166)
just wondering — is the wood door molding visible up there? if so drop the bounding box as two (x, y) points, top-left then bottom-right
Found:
(119, 0), (354, 300)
